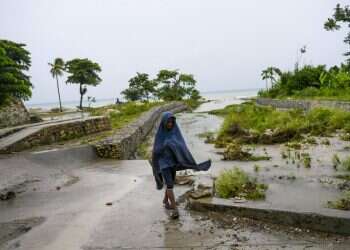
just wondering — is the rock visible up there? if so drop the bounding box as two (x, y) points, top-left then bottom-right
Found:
(0, 191), (16, 201)
(189, 188), (212, 199)
(230, 197), (247, 203)
(175, 175), (194, 185)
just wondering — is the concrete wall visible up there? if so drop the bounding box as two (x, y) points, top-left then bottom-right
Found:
(256, 98), (350, 111)
(0, 99), (31, 128)
(0, 116), (111, 153)
(94, 102), (188, 159)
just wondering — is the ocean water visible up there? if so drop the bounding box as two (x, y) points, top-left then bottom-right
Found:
(197, 89), (258, 112)
(25, 88), (259, 110)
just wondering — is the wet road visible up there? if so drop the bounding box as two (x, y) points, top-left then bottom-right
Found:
(1, 104), (350, 249)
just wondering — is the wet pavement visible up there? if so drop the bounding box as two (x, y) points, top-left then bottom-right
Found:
(1, 99), (350, 249)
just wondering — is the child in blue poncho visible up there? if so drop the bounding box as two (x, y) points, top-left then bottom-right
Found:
(151, 112), (211, 219)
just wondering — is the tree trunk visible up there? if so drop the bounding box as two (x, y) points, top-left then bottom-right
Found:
(79, 84), (83, 110)
(56, 76), (63, 112)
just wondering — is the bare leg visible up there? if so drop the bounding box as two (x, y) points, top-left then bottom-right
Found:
(166, 188), (176, 209)
(163, 190), (170, 208)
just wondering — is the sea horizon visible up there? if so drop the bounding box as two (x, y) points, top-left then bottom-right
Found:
(25, 87), (260, 110)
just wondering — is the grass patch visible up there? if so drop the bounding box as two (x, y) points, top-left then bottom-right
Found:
(335, 174), (350, 181)
(222, 142), (271, 161)
(183, 99), (204, 110)
(89, 101), (162, 129)
(254, 164), (260, 172)
(304, 137), (317, 145)
(332, 154), (341, 170)
(285, 142), (302, 150)
(341, 156), (350, 171)
(216, 102), (350, 145)
(327, 191), (350, 211)
(301, 153), (311, 168)
(341, 133), (350, 141)
(215, 167), (268, 200)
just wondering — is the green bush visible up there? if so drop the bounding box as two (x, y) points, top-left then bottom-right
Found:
(215, 168), (268, 200)
(259, 64), (350, 100)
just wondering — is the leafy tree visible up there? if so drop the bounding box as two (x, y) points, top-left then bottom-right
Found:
(325, 4), (350, 65)
(188, 88), (201, 101)
(155, 69), (197, 101)
(48, 58), (65, 112)
(0, 39), (32, 106)
(122, 72), (157, 101)
(121, 86), (142, 101)
(65, 58), (102, 110)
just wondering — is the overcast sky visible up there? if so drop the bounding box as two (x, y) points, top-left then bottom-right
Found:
(0, 0), (348, 104)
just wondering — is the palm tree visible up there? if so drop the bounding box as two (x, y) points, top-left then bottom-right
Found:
(261, 67), (282, 90)
(261, 68), (273, 90)
(49, 58), (65, 112)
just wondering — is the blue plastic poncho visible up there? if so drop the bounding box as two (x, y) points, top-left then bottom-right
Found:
(151, 111), (211, 189)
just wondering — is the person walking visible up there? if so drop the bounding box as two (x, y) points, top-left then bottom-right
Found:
(151, 111), (211, 219)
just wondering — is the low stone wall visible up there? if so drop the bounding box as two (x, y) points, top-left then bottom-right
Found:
(0, 116), (111, 153)
(189, 198), (350, 236)
(0, 99), (31, 128)
(256, 98), (350, 111)
(94, 102), (188, 159)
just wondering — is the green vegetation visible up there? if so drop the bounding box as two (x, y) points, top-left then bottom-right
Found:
(197, 131), (216, 143)
(258, 4), (350, 101)
(304, 137), (317, 145)
(328, 191), (350, 211)
(215, 167), (268, 200)
(48, 58), (65, 112)
(335, 174), (350, 181)
(341, 156), (350, 171)
(0, 39), (32, 106)
(222, 142), (271, 161)
(137, 139), (152, 160)
(341, 133), (350, 141)
(258, 64), (350, 101)
(122, 69), (202, 103)
(89, 101), (162, 129)
(65, 58), (102, 110)
(324, 4), (350, 65)
(215, 102), (350, 145)
(156, 69), (199, 101)
(332, 154), (341, 170)
(261, 66), (282, 90)
(301, 153), (311, 168)
(254, 164), (260, 172)
(121, 73), (157, 101)
(321, 138), (330, 145)
(285, 142), (302, 150)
